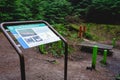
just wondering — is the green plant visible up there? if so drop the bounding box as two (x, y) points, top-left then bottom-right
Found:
(39, 45), (47, 54)
(39, 41), (64, 57)
(84, 32), (93, 40)
(53, 24), (68, 36)
(116, 74), (120, 80)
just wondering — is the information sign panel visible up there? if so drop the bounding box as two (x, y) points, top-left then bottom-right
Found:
(7, 23), (60, 49)
(1, 20), (68, 80)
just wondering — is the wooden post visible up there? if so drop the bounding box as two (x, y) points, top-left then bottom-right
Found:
(78, 26), (83, 38)
(92, 45), (98, 69)
(112, 38), (116, 47)
(78, 25), (86, 38)
(101, 50), (107, 65)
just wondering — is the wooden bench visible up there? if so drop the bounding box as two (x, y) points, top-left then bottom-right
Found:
(79, 41), (113, 55)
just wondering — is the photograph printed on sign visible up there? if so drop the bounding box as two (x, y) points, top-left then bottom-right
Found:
(17, 29), (43, 44)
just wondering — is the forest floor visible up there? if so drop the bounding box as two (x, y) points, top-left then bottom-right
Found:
(0, 33), (120, 80)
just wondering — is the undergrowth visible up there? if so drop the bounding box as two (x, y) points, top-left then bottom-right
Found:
(69, 23), (120, 41)
(39, 24), (76, 57)
(39, 23), (120, 56)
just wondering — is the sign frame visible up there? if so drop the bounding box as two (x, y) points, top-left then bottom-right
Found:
(7, 22), (61, 49)
(0, 20), (68, 80)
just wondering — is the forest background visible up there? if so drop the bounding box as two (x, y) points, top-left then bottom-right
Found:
(0, 0), (120, 42)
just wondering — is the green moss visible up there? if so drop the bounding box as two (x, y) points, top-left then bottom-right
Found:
(69, 24), (79, 31)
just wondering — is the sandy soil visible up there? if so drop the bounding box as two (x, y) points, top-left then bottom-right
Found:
(0, 33), (120, 80)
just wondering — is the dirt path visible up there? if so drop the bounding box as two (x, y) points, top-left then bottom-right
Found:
(0, 33), (120, 80)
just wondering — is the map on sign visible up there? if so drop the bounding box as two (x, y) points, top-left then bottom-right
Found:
(7, 23), (61, 49)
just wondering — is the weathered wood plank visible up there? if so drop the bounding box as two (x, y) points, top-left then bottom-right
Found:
(79, 41), (113, 55)
(80, 41), (113, 49)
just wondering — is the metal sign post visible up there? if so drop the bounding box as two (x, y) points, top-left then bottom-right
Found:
(0, 20), (68, 80)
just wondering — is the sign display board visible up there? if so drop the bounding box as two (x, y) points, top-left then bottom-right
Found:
(1, 20), (68, 80)
(7, 23), (60, 49)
